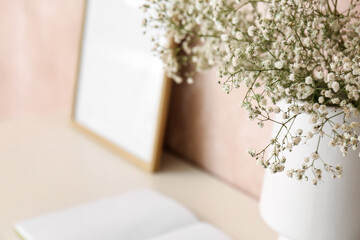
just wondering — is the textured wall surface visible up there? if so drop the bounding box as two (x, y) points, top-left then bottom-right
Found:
(0, 0), (84, 121)
(165, 70), (272, 198)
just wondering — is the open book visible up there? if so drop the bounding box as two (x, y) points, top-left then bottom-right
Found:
(14, 189), (232, 240)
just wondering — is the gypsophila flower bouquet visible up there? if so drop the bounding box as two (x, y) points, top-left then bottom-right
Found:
(142, 0), (360, 184)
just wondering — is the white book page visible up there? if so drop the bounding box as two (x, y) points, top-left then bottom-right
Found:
(14, 189), (198, 240)
(146, 222), (232, 240)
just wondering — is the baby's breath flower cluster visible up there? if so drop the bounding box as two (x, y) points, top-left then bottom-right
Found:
(143, 0), (360, 184)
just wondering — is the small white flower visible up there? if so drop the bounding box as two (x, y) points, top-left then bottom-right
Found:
(232, 58), (239, 67)
(331, 97), (340, 104)
(307, 132), (313, 139)
(275, 61), (284, 69)
(311, 153), (319, 160)
(262, 60), (271, 68)
(344, 62), (352, 71)
(319, 104), (327, 112)
(285, 88), (291, 95)
(273, 106), (281, 114)
(329, 139), (336, 146)
(223, 84), (230, 92)
(187, 5), (194, 14)
(263, 30), (270, 40)
(293, 136), (301, 145)
(309, 115), (318, 124)
(232, 17), (239, 25)
(186, 77), (194, 84)
(350, 122), (359, 128)
(195, 16), (202, 24)
(289, 73), (296, 81)
(331, 81), (340, 92)
(173, 76), (183, 84)
(304, 37), (311, 47)
(325, 90), (333, 98)
(215, 21), (224, 31)
(305, 76), (313, 85)
(260, 98), (267, 105)
(353, 68), (360, 75)
(247, 149), (256, 157)
(286, 143), (293, 150)
(221, 34), (229, 41)
(235, 31), (243, 39)
(299, 86), (314, 99)
(327, 72), (336, 82)
(247, 25), (256, 37)
(344, 132), (351, 139)
(315, 71), (324, 79)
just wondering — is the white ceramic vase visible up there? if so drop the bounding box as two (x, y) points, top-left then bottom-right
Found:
(259, 103), (360, 240)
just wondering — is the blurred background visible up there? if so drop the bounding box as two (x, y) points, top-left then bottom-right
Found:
(0, 0), (273, 199)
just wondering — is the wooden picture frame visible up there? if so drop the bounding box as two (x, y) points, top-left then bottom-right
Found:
(71, 0), (172, 172)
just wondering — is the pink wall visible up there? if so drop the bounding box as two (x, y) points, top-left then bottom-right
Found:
(0, 0), (84, 121)
(165, 70), (272, 198)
